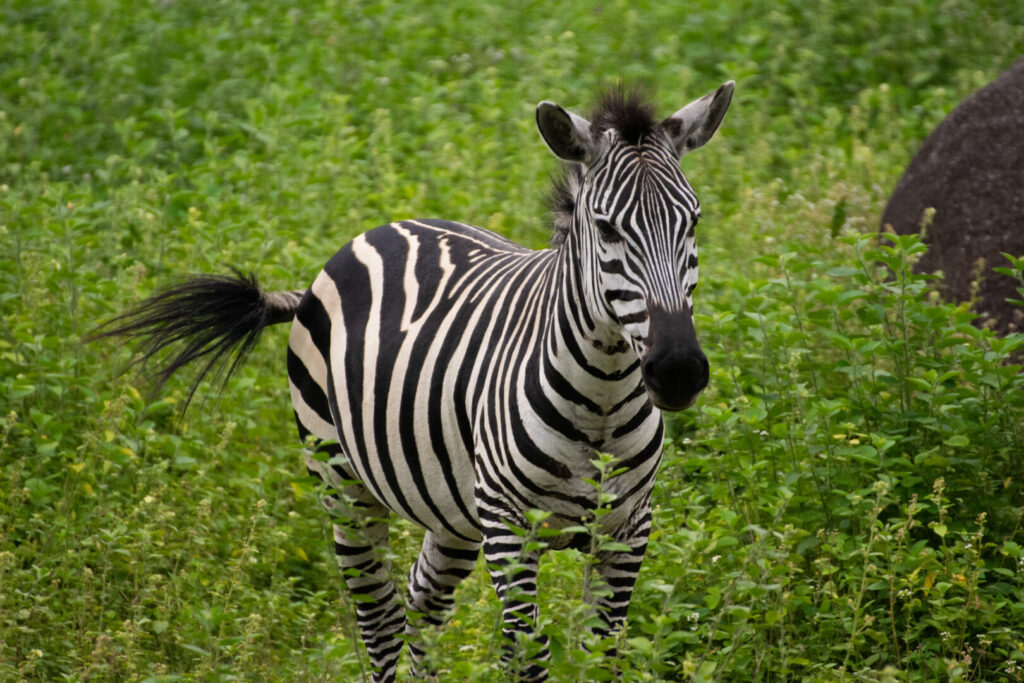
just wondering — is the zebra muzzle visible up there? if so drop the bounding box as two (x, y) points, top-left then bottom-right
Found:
(640, 304), (709, 411)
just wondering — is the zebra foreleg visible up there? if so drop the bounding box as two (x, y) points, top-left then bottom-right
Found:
(478, 494), (550, 682)
(586, 497), (652, 659)
(405, 531), (480, 675)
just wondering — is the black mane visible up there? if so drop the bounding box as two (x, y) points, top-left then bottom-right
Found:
(589, 86), (658, 145)
(546, 164), (583, 248)
(546, 87), (659, 247)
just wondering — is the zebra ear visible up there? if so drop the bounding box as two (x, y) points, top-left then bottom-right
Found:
(661, 80), (735, 157)
(536, 101), (593, 163)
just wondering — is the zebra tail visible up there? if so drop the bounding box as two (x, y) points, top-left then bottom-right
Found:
(89, 268), (304, 410)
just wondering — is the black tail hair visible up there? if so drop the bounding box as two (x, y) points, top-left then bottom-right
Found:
(90, 269), (301, 411)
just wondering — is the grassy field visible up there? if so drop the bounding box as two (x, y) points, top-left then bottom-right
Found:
(3, 0), (1024, 680)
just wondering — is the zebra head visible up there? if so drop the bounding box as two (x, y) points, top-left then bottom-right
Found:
(537, 82), (734, 411)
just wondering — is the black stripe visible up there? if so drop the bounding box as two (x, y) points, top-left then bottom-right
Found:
(287, 347), (334, 427)
(524, 354), (599, 447)
(611, 402), (654, 439)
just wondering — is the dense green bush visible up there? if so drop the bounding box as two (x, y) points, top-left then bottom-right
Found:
(2, 0), (1023, 680)
(647, 229), (1024, 680)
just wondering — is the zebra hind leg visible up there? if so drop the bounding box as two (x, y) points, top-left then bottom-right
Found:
(405, 531), (480, 675)
(306, 445), (406, 683)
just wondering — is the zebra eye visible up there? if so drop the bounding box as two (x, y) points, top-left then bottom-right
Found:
(594, 217), (622, 243)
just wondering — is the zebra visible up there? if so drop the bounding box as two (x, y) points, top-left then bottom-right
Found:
(96, 81), (734, 681)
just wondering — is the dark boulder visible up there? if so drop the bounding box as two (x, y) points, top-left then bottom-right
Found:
(882, 58), (1024, 335)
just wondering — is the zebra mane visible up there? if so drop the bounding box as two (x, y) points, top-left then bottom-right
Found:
(546, 87), (659, 247)
(589, 86), (658, 144)
(546, 164), (583, 247)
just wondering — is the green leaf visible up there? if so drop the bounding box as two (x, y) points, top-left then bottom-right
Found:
(626, 636), (653, 656)
(706, 587), (722, 610)
(713, 535), (739, 548)
(598, 541), (634, 553)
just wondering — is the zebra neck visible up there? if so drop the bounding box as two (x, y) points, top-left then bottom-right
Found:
(535, 240), (645, 418)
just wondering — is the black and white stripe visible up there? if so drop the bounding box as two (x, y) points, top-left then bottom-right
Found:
(97, 82), (734, 682)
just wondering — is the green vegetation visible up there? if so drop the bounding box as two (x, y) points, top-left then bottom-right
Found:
(3, 0), (1024, 680)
